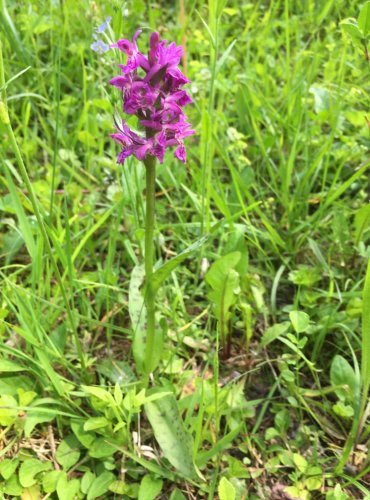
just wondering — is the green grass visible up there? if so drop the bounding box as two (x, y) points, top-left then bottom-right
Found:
(0, 0), (370, 499)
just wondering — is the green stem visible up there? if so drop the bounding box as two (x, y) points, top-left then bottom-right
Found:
(0, 39), (86, 375)
(143, 155), (156, 382)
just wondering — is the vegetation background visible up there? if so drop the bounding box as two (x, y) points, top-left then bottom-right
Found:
(0, 0), (370, 499)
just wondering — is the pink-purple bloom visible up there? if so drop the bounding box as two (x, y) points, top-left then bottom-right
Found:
(109, 31), (194, 164)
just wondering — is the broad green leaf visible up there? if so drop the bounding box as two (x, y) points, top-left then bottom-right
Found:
(218, 477), (236, 500)
(285, 486), (308, 499)
(265, 427), (279, 440)
(123, 388), (171, 413)
(24, 409), (56, 438)
(359, 1), (370, 36)
(340, 19), (363, 41)
(96, 358), (136, 385)
(0, 375), (33, 397)
(226, 381), (255, 417)
(288, 265), (321, 287)
(84, 417), (110, 431)
(88, 438), (117, 458)
(326, 484), (350, 500)
(275, 409), (291, 434)
(309, 84), (332, 113)
(169, 489), (187, 500)
(0, 358), (26, 372)
(19, 459), (51, 487)
(71, 420), (96, 448)
(114, 383), (122, 405)
(81, 471), (96, 495)
(206, 252), (241, 340)
(87, 471), (115, 500)
(333, 401), (354, 418)
(56, 435), (81, 470)
(145, 391), (196, 478)
(0, 458), (18, 480)
(289, 311), (310, 333)
(293, 453), (308, 473)
(56, 473), (80, 500)
(0, 394), (17, 425)
(138, 475), (163, 500)
(209, 268), (239, 318)
(206, 252), (241, 290)
(42, 470), (63, 493)
(81, 385), (115, 405)
(109, 481), (129, 495)
(3, 474), (22, 496)
(261, 322), (290, 347)
(17, 389), (36, 407)
(305, 466), (323, 492)
(147, 235), (209, 295)
(330, 355), (357, 403)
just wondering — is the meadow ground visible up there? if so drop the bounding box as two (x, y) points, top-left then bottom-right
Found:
(0, 1), (370, 499)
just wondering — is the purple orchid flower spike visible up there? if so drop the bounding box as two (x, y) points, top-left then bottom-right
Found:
(107, 31), (195, 382)
(109, 30), (194, 164)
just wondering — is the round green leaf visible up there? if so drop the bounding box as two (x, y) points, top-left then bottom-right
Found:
(56, 435), (81, 470)
(87, 471), (115, 500)
(19, 459), (51, 488)
(218, 477), (236, 500)
(138, 475), (163, 500)
(289, 310), (310, 333)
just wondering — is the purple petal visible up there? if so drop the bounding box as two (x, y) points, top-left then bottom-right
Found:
(140, 119), (163, 130)
(148, 32), (159, 64)
(117, 147), (134, 163)
(174, 144), (186, 163)
(109, 75), (130, 89)
(152, 143), (165, 164)
(133, 29), (142, 44)
(111, 39), (132, 54)
(135, 140), (152, 160)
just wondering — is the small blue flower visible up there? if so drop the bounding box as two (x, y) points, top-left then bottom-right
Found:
(91, 40), (110, 54)
(95, 16), (112, 34)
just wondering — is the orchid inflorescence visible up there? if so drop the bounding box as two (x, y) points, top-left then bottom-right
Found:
(109, 30), (194, 164)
